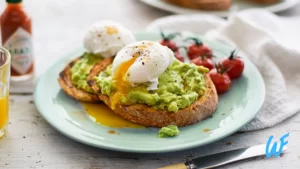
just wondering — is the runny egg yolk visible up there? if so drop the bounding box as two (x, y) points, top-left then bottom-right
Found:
(82, 103), (145, 128)
(110, 45), (149, 109)
(110, 53), (138, 109)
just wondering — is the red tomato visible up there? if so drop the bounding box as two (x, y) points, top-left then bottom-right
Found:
(185, 37), (213, 60)
(160, 31), (181, 51)
(160, 40), (177, 51)
(174, 50), (184, 62)
(209, 68), (231, 94)
(221, 50), (244, 79)
(191, 57), (214, 70)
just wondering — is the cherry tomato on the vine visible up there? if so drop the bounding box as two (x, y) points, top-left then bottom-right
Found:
(160, 31), (181, 51)
(209, 63), (231, 94)
(191, 56), (214, 70)
(174, 50), (185, 62)
(185, 37), (213, 60)
(221, 50), (244, 79)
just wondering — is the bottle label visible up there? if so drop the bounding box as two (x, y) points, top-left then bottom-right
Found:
(4, 28), (33, 75)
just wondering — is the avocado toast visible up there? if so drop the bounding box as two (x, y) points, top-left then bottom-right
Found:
(88, 41), (218, 127)
(94, 74), (217, 127)
(58, 55), (113, 102)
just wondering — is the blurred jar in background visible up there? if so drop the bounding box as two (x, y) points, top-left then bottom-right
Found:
(0, 47), (10, 138)
(1, 0), (34, 82)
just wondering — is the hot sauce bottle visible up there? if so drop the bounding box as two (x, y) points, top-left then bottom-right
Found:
(1, 0), (34, 82)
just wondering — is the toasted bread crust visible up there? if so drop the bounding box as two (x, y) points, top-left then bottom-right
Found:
(164, 0), (231, 10)
(87, 57), (114, 95)
(98, 74), (218, 127)
(58, 57), (112, 102)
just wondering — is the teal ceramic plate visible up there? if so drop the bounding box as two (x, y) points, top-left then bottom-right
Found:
(34, 32), (265, 153)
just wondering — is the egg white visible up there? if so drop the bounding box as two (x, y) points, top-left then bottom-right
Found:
(83, 20), (135, 57)
(112, 41), (175, 90)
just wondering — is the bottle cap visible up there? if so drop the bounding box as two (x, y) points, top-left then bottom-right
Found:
(6, 0), (22, 3)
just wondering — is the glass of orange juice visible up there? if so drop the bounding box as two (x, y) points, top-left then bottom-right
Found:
(0, 47), (10, 138)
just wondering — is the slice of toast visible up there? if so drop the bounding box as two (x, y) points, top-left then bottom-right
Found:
(58, 57), (113, 102)
(88, 65), (218, 127)
(164, 0), (231, 10)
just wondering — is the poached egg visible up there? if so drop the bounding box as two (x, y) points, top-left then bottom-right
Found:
(110, 41), (175, 109)
(83, 20), (135, 57)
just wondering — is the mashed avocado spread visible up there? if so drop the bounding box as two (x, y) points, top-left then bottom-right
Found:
(158, 125), (180, 138)
(70, 53), (102, 93)
(94, 60), (208, 112)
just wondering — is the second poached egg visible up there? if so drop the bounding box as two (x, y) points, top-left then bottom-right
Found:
(83, 20), (135, 57)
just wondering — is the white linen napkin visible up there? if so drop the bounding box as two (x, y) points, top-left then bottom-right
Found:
(146, 9), (300, 131)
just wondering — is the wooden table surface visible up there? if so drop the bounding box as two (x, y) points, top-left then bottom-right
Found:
(1, 0), (300, 168)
